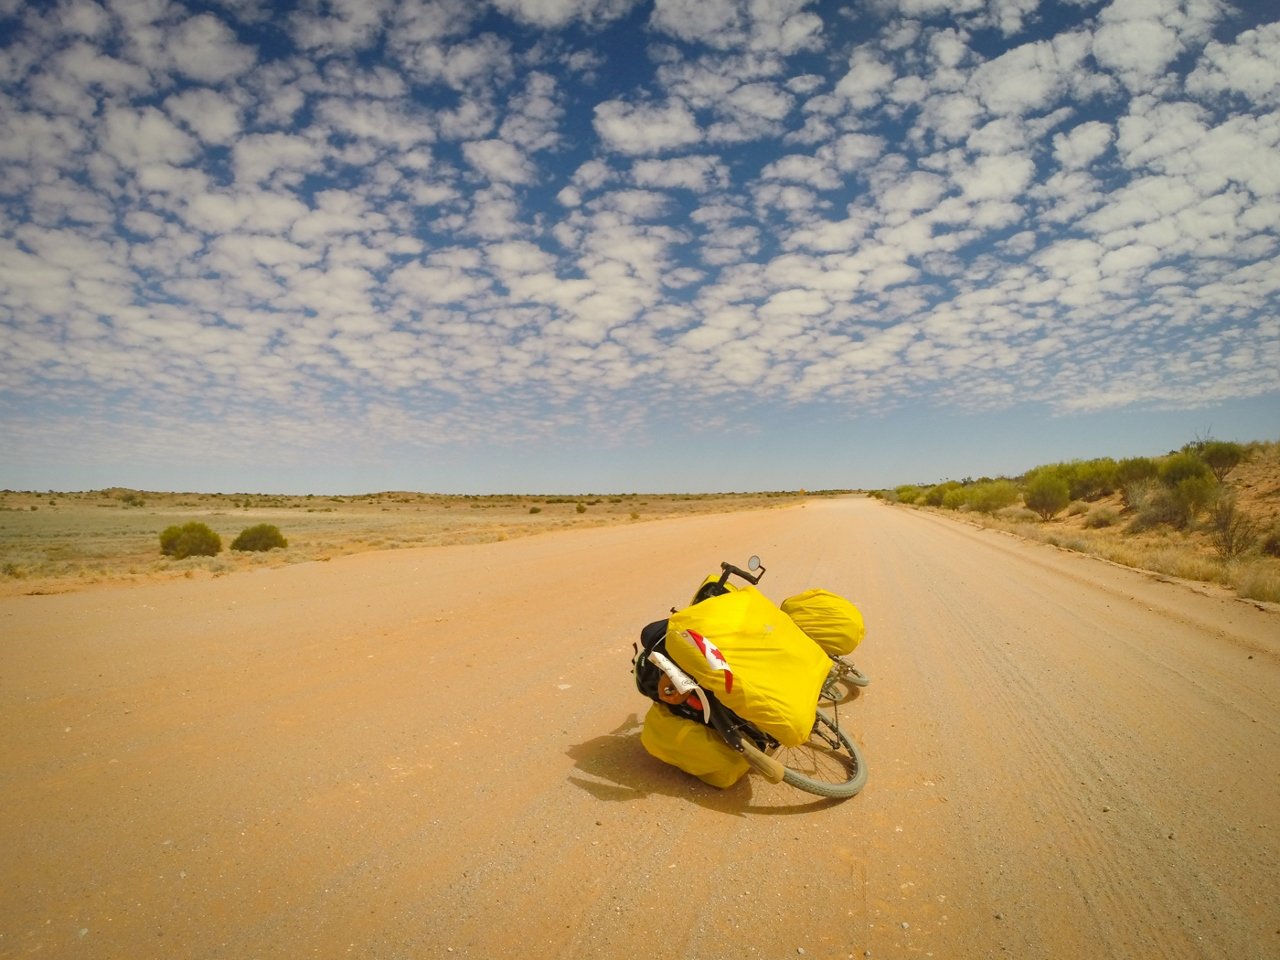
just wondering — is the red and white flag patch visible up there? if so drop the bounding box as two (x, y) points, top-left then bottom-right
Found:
(685, 629), (734, 693)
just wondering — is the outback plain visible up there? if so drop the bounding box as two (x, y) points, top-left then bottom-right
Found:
(2, 458), (1278, 959)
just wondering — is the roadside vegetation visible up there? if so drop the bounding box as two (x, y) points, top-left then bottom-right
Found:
(0, 489), (823, 595)
(875, 439), (1280, 604)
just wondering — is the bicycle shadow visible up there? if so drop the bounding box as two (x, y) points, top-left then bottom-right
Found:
(565, 713), (848, 816)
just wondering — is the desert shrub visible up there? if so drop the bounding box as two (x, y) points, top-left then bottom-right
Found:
(1085, 507), (1119, 528)
(1159, 451), (1212, 486)
(1116, 457), (1158, 503)
(159, 522), (222, 559)
(230, 523), (288, 552)
(1233, 565), (1280, 604)
(922, 481), (962, 507)
(1127, 480), (1181, 530)
(1261, 525), (1280, 558)
(576, 502), (587, 514)
(529, 506), (542, 514)
(1128, 476), (1214, 530)
(941, 487), (968, 510)
(1206, 494), (1258, 561)
(894, 485), (923, 504)
(1024, 461), (1115, 501)
(997, 506), (1039, 522)
(1198, 440), (1246, 481)
(1024, 474), (1070, 520)
(1074, 458), (1119, 499)
(1173, 475), (1216, 522)
(966, 480), (1020, 514)
(1067, 500), (1089, 517)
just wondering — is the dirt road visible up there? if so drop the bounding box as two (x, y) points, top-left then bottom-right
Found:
(3, 498), (1277, 959)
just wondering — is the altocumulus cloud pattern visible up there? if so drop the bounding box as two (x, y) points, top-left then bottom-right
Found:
(0, 0), (1277, 488)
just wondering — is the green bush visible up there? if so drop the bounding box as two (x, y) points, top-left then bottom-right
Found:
(894, 485), (923, 504)
(1198, 441), (1246, 482)
(1116, 457), (1159, 505)
(1128, 475), (1214, 530)
(1159, 451), (1211, 486)
(966, 480), (1020, 514)
(1024, 474), (1070, 520)
(230, 523), (288, 552)
(1172, 475), (1216, 522)
(576, 502), (587, 514)
(1029, 459), (1118, 501)
(922, 481), (962, 507)
(1127, 480), (1182, 530)
(160, 522), (222, 559)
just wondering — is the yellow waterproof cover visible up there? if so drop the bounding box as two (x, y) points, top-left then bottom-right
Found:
(781, 589), (865, 657)
(641, 702), (749, 788)
(665, 586), (830, 748)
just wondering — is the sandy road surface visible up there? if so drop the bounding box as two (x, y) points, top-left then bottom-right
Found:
(2, 498), (1277, 960)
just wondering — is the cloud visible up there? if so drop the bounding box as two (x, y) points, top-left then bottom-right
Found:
(462, 139), (538, 184)
(631, 155), (730, 192)
(1091, 0), (1222, 93)
(490, 0), (641, 29)
(650, 0), (824, 54)
(593, 98), (702, 154)
(168, 13), (258, 83)
(834, 47), (895, 108)
(1, 0), (1276, 491)
(99, 105), (199, 169)
(1187, 22), (1280, 106)
(1053, 120), (1113, 169)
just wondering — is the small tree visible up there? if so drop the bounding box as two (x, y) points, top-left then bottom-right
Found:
(159, 522), (222, 559)
(230, 523), (288, 552)
(1199, 441), (1246, 482)
(1024, 474), (1070, 520)
(967, 480), (1020, 514)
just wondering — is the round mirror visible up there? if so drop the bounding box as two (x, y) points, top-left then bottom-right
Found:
(748, 555), (761, 571)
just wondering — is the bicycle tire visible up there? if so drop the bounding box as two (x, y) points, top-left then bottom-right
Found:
(776, 708), (867, 798)
(838, 657), (870, 687)
(821, 659), (870, 703)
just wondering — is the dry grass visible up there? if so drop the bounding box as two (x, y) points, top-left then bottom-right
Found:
(0, 488), (816, 596)
(911, 440), (1280, 605)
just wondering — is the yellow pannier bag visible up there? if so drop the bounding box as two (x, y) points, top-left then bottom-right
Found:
(781, 588), (865, 657)
(665, 586), (830, 748)
(640, 702), (749, 788)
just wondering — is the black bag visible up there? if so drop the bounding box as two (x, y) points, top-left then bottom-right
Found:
(632, 618), (669, 701)
(632, 618), (704, 723)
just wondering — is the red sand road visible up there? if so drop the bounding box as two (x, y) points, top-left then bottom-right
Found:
(2, 498), (1278, 959)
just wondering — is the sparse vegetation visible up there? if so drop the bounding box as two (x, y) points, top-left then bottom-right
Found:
(0, 490), (813, 594)
(230, 523), (288, 552)
(1024, 474), (1070, 520)
(1207, 493), (1258, 561)
(160, 522), (222, 559)
(882, 438), (1279, 603)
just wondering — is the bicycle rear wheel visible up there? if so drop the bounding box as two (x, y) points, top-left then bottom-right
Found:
(775, 708), (867, 798)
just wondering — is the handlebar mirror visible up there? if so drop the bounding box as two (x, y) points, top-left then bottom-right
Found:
(748, 555), (761, 571)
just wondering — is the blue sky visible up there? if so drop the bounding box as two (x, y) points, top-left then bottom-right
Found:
(1, 0), (1277, 494)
